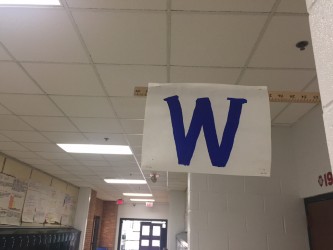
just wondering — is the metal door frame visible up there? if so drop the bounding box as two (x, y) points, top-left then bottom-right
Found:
(117, 218), (168, 250)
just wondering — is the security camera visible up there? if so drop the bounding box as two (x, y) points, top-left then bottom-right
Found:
(150, 173), (159, 183)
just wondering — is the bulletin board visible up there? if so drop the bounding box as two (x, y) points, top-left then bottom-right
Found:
(0, 156), (79, 227)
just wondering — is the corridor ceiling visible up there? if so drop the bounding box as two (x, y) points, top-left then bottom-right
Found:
(0, 0), (317, 202)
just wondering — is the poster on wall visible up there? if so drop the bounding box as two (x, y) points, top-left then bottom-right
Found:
(0, 173), (27, 226)
(46, 188), (65, 224)
(142, 83), (271, 177)
(61, 194), (77, 226)
(22, 180), (52, 224)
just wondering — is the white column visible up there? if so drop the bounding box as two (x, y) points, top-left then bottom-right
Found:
(306, 0), (333, 169)
(168, 190), (186, 250)
(73, 187), (92, 250)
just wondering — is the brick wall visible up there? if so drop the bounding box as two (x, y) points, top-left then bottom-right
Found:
(83, 193), (118, 250)
(100, 201), (118, 250)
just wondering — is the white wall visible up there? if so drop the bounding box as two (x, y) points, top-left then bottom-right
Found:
(292, 105), (333, 197)
(114, 203), (169, 249)
(168, 191), (186, 250)
(74, 187), (92, 250)
(188, 127), (309, 250)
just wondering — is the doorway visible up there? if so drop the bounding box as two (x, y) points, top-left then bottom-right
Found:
(91, 216), (101, 250)
(305, 193), (333, 250)
(118, 218), (167, 250)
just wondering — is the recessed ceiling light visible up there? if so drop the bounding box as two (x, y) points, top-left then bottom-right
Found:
(0, 0), (61, 6)
(123, 193), (152, 197)
(104, 179), (147, 184)
(57, 144), (132, 155)
(130, 198), (155, 202)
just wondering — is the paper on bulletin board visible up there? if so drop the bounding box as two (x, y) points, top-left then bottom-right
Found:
(22, 180), (52, 224)
(0, 174), (27, 226)
(46, 188), (65, 224)
(61, 194), (77, 226)
(0, 174), (14, 210)
(142, 83), (271, 177)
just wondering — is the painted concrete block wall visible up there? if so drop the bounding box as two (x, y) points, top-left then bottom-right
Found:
(292, 105), (333, 197)
(306, 0), (333, 169)
(74, 187), (92, 250)
(168, 190), (186, 250)
(188, 127), (309, 250)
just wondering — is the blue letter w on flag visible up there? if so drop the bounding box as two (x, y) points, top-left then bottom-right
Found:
(164, 96), (247, 167)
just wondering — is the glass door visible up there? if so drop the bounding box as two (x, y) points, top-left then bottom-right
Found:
(139, 222), (162, 250)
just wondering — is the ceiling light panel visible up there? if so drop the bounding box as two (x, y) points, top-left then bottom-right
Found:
(104, 179), (146, 184)
(130, 198), (155, 202)
(123, 193), (152, 197)
(58, 144), (132, 155)
(0, 0), (61, 6)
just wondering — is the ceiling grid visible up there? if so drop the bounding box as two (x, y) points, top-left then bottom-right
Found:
(0, 0), (317, 202)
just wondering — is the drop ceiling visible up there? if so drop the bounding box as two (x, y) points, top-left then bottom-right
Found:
(0, 0), (318, 202)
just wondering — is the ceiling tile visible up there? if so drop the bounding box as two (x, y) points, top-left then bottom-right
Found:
(0, 94), (63, 116)
(172, 0), (275, 12)
(51, 96), (115, 118)
(71, 118), (123, 133)
(21, 117), (78, 132)
(37, 152), (73, 160)
(239, 69), (316, 91)
(131, 147), (142, 155)
(0, 105), (11, 115)
(0, 135), (11, 142)
(83, 160), (111, 167)
(84, 133), (127, 145)
(111, 97), (146, 119)
(0, 45), (11, 60)
(67, 0), (167, 10)
(120, 119), (144, 134)
(250, 16), (315, 68)
(270, 103), (288, 119)
(1, 131), (49, 143)
(70, 154), (105, 161)
(50, 159), (81, 166)
(2, 151), (40, 159)
(273, 103), (317, 124)
(170, 66), (241, 84)
(97, 65), (167, 96)
(276, 0), (308, 13)
(73, 11), (167, 64)
(21, 143), (63, 152)
(23, 63), (105, 96)
(0, 8), (88, 62)
(44, 168), (69, 175)
(0, 62), (42, 94)
(304, 79), (319, 92)
(102, 155), (136, 163)
(171, 13), (266, 67)
(0, 115), (33, 131)
(20, 158), (55, 165)
(0, 142), (28, 151)
(42, 132), (88, 143)
(126, 134), (143, 147)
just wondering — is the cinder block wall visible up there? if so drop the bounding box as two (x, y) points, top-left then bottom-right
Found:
(188, 127), (309, 250)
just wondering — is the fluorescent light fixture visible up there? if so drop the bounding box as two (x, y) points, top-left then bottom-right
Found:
(57, 144), (132, 155)
(123, 193), (152, 197)
(104, 179), (147, 184)
(0, 0), (61, 6)
(130, 198), (155, 202)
